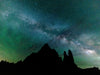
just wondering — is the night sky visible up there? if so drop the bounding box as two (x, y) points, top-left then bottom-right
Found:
(0, 0), (100, 69)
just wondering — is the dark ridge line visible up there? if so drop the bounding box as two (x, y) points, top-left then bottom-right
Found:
(0, 43), (99, 75)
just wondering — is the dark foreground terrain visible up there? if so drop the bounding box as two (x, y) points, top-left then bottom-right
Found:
(0, 44), (100, 75)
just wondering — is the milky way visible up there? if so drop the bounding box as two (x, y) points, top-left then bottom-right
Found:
(0, 0), (100, 69)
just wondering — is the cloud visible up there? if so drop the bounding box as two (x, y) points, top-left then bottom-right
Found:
(83, 49), (97, 56)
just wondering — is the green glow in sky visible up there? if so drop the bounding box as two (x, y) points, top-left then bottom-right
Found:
(0, 0), (100, 69)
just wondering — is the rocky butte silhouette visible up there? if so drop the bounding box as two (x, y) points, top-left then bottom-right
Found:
(0, 43), (99, 75)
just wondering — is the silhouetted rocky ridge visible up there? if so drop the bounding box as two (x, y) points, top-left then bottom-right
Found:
(0, 43), (99, 75)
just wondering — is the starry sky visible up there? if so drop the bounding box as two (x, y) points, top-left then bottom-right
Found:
(0, 0), (100, 69)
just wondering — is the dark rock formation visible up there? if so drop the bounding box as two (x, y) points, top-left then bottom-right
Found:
(0, 43), (99, 75)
